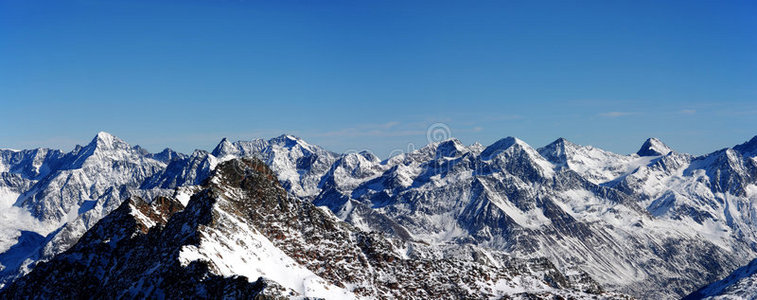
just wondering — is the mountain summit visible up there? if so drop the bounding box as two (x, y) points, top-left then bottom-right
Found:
(0, 157), (621, 299)
(636, 137), (673, 156)
(2, 132), (757, 299)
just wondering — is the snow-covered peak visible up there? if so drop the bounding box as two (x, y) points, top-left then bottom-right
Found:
(480, 136), (522, 159)
(87, 131), (130, 151)
(733, 135), (757, 158)
(637, 138), (673, 156)
(148, 148), (185, 163)
(210, 137), (237, 158)
(269, 134), (308, 148)
(131, 145), (150, 156)
(477, 136), (556, 178)
(357, 150), (379, 162)
(469, 142), (485, 155)
(538, 138), (640, 184)
(435, 138), (467, 158)
(538, 138), (577, 166)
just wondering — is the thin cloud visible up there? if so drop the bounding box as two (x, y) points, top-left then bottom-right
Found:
(315, 128), (425, 138)
(679, 109), (696, 115)
(377, 121), (400, 129)
(314, 122), (426, 138)
(485, 114), (524, 121)
(598, 111), (633, 118)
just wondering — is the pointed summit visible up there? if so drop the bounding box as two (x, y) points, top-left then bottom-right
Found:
(211, 137), (237, 158)
(480, 137), (522, 159)
(637, 138), (673, 156)
(435, 138), (466, 158)
(358, 150), (380, 162)
(268, 134), (321, 155)
(538, 137), (577, 166)
(269, 134), (307, 148)
(149, 148), (185, 163)
(131, 145), (150, 156)
(87, 131), (129, 151)
(541, 137), (578, 151)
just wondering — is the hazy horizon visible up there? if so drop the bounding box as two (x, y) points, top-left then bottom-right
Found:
(2, 130), (755, 160)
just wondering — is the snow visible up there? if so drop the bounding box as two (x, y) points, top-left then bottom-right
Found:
(3, 132), (757, 299)
(638, 138), (673, 156)
(178, 208), (356, 299)
(0, 187), (51, 254)
(174, 188), (194, 207)
(481, 181), (552, 229)
(485, 276), (557, 296)
(566, 145), (657, 184)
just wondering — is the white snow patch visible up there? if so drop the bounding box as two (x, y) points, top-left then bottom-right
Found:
(178, 209), (356, 299)
(0, 187), (52, 253)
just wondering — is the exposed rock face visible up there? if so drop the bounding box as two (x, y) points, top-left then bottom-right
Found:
(2, 132), (757, 299)
(0, 132), (176, 287)
(0, 158), (627, 299)
(0, 190), (285, 299)
(637, 138), (673, 157)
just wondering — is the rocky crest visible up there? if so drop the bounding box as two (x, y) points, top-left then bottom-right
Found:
(2, 133), (757, 298)
(0, 158), (626, 299)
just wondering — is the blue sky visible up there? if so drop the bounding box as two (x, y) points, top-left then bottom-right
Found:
(1, 0), (755, 157)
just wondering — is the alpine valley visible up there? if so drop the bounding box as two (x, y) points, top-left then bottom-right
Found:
(1, 132), (756, 299)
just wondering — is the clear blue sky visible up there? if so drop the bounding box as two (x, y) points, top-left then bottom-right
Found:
(1, 0), (755, 157)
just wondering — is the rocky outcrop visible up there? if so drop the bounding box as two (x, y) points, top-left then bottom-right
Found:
(1, 158), (626, 299)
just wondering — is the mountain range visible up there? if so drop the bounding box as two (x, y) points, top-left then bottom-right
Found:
(1, 132), (756, 299)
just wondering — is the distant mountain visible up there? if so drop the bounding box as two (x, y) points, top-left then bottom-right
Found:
(0, 158), (625, 299)
(1, 132), (757, 299)
(0, 132), (175, 287)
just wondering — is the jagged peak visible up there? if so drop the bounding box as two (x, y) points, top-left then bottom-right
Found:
(338, 150), (381, 167)
(269, 134), (308, 147)
(733, 135), (757, 157)
(538, 138), (576, 165)
(95, 131), (115, 140)
(187, 149), (209, 157)
(468, 142), (485, 155)
(211, 137), (236, 157)
(268, 135), (326, 157)
(357, 150), (380, 162)
(210, 157), (282, 191)
(435, 138), (467, 158)
(552, 137), (575, 146)
(637, 138), (673, 156)
(539, 137), (577, 152)
(86, 131), (130, 151)
(480, 136), (530, 159)
(132, 145), (150, 156)
(437, 138), (464, 147)
(156, 147), (174, 155)
(149, 148), (185, 163)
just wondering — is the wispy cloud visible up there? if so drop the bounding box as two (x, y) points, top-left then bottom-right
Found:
(311, 120), (486, 140)
(376, 121), (400, 129)
(598, 111), (633, 118)
(314, 121), (426, 138)
(484, 114), (524, 121)
(679, 109), (696, 115)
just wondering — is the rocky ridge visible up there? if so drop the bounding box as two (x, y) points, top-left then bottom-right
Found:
(0, 158), (626, 299)
(1, 132), (757, 298)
